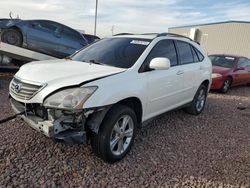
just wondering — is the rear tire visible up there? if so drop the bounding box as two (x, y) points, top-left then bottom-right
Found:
(220, 77), (232, 93)
(90, 104), (137, 163)
(184, 84), (208, 115)
(1, 29), (23, 46)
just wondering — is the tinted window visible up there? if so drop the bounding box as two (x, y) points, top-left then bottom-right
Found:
(143, 40), (178, 67)
(63, 28), (84, 41)
(238, 58), (250, 67)
(247, 59), (250, 67)
(35, 21), (61, 33)
(195, 48), (204, 61)
(191, 46), (199, 62)
(72, 38), (151, 68)
(209, 55), (236, 68)
(176, 41), (194, 64)
(83, 34), (100, 44)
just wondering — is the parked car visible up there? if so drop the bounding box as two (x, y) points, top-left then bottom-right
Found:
(9, 33), (212, 162)
(209, 54), (250, 93)
(0, 19), (88, 58)
(82, 33), (100, 44)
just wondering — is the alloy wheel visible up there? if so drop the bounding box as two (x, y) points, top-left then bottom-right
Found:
(110, 115), (134, 156)
(196, 88), (206, 112)
(223, 79), (230, 92)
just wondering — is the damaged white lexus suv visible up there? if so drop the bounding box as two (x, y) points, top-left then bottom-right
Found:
(9, 33), (212, 162)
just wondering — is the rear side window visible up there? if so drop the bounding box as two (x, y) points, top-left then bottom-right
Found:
(143, 40), (178, 67)
(176, 41), (194, 64)
(191, 47), (199, 62)
(63, 27), (85, 42)
(194, 47), (204, 61)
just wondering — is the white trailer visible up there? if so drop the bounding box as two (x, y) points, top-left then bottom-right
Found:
(0, 41), (58, 71)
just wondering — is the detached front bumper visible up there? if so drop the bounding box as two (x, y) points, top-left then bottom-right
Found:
(10, 98), (54, 137)
(10, 98), (87, 143)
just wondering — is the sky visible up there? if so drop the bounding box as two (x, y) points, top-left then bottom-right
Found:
(0, 0), (250, 37)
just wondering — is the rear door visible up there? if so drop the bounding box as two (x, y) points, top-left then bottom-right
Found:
(175, 40), (203, 102)
(143, 39), (185, 119)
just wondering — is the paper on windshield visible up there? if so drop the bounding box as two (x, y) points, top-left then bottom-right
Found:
(130, 40), (150, 46)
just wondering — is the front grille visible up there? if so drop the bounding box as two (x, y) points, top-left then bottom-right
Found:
(10, 78), (45, 100)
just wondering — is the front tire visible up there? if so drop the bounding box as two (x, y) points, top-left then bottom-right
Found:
(184, 84), (208, 115)
(1, 29), (23, 46)
(90, 104), (137, 163)
(220, 77), (232, 93)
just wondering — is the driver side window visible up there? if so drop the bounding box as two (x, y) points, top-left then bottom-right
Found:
(34, 21), (61, 33)
(143, 40), (178, 69)
(238, 58), (249, 67)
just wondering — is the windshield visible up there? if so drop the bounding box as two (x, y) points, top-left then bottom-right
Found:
(71, 37), (151, 68)
(209, 55), (236, 68)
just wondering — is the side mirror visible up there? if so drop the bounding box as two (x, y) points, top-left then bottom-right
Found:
(149, 57), (171, 70)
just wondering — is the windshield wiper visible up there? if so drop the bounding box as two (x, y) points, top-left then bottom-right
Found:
(89, 59), (102, 65)
(65, 56), (72, 60)
(82, 59), (113, 67)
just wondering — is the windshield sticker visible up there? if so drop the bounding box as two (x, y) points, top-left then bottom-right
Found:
(225, 57), (235, 60)
(130, 40), (150, 46)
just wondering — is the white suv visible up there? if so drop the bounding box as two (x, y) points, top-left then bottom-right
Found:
(9, 33), (212, 162)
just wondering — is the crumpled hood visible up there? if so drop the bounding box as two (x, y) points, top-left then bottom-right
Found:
(15, 59), (125, 86)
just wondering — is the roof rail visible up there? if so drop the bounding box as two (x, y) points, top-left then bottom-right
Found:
(113, 33), (134, 36)
(139, 33), (159, 35)
(156, 32), (193, 41)
(113, 32), (200, 44)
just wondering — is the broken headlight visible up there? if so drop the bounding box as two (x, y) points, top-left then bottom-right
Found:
(43, 86), (97, 110)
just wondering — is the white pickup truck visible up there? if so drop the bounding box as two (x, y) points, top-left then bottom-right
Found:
(9, 33), (212, 162)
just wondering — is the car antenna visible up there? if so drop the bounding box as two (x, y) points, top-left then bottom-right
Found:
(9, 11), (13, 19)
(9, 11), (19, 19)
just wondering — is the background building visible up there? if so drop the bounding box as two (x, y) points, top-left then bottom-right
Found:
(168, 21), (250, 58)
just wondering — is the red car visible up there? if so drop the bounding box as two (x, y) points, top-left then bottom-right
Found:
(209, 54), (250, 93)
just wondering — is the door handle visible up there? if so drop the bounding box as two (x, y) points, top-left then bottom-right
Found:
(176, 70), (184, 75)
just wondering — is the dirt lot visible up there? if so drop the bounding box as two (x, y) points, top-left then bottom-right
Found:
(1, 74), (250, 187)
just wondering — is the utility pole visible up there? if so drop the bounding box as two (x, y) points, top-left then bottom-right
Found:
(94, 0), (98, 35)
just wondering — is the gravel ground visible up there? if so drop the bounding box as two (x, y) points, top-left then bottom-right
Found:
(1, 74), (250, 187)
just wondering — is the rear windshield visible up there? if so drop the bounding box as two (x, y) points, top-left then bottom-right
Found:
(72, 37), (152, 68)
(209, 55), (236, 68)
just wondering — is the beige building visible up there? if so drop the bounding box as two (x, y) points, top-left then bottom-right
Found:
(168, 21), (250, 58)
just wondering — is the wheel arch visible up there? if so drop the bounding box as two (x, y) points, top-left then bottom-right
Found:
(116, 97), (143, 124)
(226, 75), (233, 82)
(201, 79), (210, 92)
(86, 97), (143, 134)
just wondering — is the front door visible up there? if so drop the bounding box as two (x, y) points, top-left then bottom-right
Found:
(26, 21), (62, 57)
(234, 58), (250, 85)
(141, 39), (184, 119)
